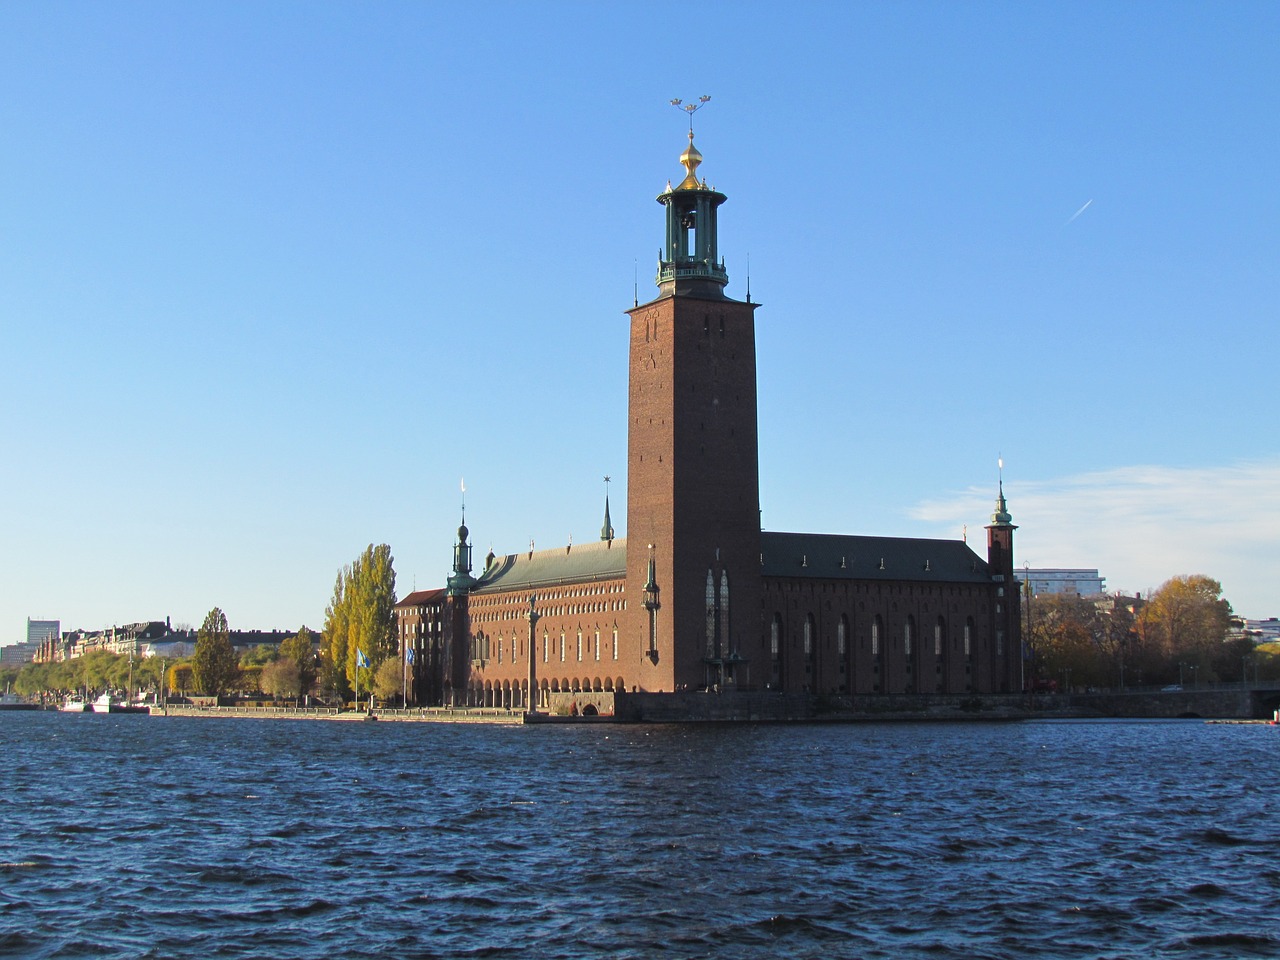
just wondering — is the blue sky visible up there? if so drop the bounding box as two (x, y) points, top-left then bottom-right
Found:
(2, 1), (1277, 643)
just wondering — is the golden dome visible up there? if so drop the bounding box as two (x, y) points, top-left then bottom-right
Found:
(677, 132), (703, 190)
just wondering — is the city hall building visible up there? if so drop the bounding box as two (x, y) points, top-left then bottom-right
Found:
(395, 131), (1021, 714)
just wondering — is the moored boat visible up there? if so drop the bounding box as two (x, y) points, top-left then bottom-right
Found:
(60, 696), (90, 713)
(90, 693), (148, 714)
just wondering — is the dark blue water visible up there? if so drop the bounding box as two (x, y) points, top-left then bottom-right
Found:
(2, 713), (1278, 959)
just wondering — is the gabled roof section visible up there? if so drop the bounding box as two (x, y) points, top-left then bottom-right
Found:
(395, 588), (447, 609)
(761, 532), (990, 584)
(473, 538), (628, 595)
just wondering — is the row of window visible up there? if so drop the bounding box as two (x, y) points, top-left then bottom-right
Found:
(773, 614), (981, 660)
(478, 629), (623, 665)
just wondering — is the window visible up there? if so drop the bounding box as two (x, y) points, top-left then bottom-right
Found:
(543, 633), (549, 663)
(803, 615), (813, 657)
(871, 616), (881, 656)
(904, 618), (913, 657)
(576, 631), (583, 662)
(560, 632), (566, 662)
(837, 617), (847, 657)
(964, 622), (972, 657)
(594, 631), (600, 661)
(612, 629), (618, 660)
(934, 622), (942, 657)
(770, 616), (780, 659)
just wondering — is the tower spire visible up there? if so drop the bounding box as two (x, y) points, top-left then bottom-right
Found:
(656, 96), (728, 298)
(600, 475), (615, 542)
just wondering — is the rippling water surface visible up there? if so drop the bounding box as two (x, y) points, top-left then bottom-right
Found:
(2, 713), (1278, 959)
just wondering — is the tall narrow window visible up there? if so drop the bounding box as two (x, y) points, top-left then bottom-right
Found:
(934, 622), (942, 657)
(770, 616), (780, 659)
(543, 634), (549, 664)
(612, 629), (618, 660)
(705, 570), (716, 658)
(837, 617), (847, 657)
(904, 618), (913, 657)
(560, 632), (566, 662)
(576, 631), (583, 662)
(964, 622), (972, 657)
(595, 630), (601, 661)
(872, 616), (881, 656)
(719, 572), (730, 654)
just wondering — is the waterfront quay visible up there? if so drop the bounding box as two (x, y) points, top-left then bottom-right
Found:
(145, 683), (1280, 724)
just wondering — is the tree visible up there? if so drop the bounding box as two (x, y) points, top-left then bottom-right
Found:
(192, 607), (239, 696)
(279, 627), (317, 694)
(259, 659), (302, 699)
(321, 544), (397, 698)
(170, 663), (194, 696)
(1138, 576), (1233, 682)
(372, 658), (403, 703)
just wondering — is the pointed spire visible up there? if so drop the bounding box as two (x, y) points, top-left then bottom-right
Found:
(989, 458), (1015, 528)
(600, 475), (615, 542)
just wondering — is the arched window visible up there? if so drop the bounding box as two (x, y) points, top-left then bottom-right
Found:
(576, 631), (583, 661)
(612, 629), (618, 660)
(560, 632), (566, 662)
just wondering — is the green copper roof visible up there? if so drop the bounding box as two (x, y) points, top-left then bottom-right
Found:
(472, 538), (627, 595)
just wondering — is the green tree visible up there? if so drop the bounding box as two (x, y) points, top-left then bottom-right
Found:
(279, 627), (317, 694)
(321, 544), (397, 698)
(240, 644), (277, 667)
(192, 607), (239, 696)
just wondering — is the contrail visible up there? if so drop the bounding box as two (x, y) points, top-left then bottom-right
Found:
(1067, 199), (1093, 224)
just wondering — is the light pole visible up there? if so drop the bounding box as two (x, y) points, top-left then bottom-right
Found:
(526, 594), (540, 714)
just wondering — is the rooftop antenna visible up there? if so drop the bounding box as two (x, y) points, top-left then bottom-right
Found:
(669, 95), (712, 136)
(746, 251), (751, 303)
(633, 259), (638, 306)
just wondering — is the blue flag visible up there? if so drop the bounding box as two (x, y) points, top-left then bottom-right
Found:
(405, 648), (415, 665)
(356, 649), (369, 668)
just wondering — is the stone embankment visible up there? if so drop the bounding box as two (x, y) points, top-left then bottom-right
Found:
(155, 703), (524, 724)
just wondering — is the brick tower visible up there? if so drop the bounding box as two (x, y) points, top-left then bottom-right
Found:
(625, 129), (762, 692)
(985, 473), (1022, 693)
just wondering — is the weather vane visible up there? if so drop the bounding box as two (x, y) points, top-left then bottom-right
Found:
(670, 95), (711, 134)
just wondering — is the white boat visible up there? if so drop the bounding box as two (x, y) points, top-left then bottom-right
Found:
(60, 697), (90, 713)
(90, 693), (148, 714)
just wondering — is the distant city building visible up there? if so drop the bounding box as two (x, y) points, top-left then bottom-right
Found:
(27, 618), (60, 644)
(0, 641), (42, 667)
(1243, 618), (1280, 644)
(1023, 569), (1106, 597)
(34, 619), (305, 663)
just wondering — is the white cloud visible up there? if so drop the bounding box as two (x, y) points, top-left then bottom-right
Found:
(910, 459), (1280, 618)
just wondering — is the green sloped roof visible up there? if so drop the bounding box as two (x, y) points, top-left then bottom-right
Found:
(472, 538), (628, 595)
(761, 531), (991, 584)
